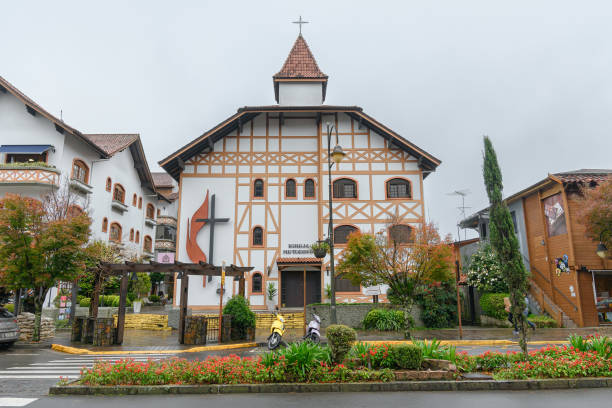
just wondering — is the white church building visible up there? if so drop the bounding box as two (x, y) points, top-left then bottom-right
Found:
(161, 34), (441, 310)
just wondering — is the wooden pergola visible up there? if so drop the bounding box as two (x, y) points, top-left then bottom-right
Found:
(74, 261), (253, 344)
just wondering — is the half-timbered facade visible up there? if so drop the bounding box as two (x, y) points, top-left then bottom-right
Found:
(160, 34), (441, 310)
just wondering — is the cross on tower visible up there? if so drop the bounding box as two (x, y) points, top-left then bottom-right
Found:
(195, 194), (229, 267)
(292, 15), (309, 35)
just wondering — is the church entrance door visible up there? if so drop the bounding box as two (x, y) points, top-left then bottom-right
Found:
(280, 270), (321, 308)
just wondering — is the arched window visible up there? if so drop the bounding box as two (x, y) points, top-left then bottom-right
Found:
(138, 197), (142, 209)
(386, 178), (412, 199)
(334, 225), (358, 245)
(109, 222), (122, 243)
(105, 177), (112, 192)
(132, 193), (138, 206)
(333, 178), (357, 199)
(304, 178), (315, 198)
(252, 273), (263, 293)
(135, 230), (140, 243)
(252, 226), (264, 246)
(102, 217), (108, 232)
(253, 179), (264, 198)
(112, 184), (125, 203)
(67, 205), (83, 219)
(129, 228), (134, 242)
(389, 224), (413, 244)
(144, 235), (152, 252)
(285, 179), (296, 198)
(71, 159), (89, 184)
(146, 203), (155, 219)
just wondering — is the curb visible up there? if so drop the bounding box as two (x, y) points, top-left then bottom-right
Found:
(49, 378), (612, 395)
(51, 342), (258, 355)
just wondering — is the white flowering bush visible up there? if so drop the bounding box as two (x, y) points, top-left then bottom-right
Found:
(466, 244), (508, 293)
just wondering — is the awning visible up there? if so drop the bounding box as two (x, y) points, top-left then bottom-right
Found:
(0, 145), (54, 154)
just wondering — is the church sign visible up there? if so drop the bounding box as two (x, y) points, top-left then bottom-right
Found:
(282, 243), (314, 256)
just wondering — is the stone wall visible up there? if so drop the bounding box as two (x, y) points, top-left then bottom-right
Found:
(16, 313), (55, 341)
(183, 316), (208, 345)
(306, 303), (423, 329)
(168, 308), (192, 329)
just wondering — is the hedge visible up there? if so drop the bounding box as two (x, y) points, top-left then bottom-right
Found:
(326, 325), (357, 363)
(479, 293), (508, 321)
(362, 309), (404, 331)
(528, 314), (558, 328)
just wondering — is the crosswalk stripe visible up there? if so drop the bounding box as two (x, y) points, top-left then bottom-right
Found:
(0, 397), (38, 407)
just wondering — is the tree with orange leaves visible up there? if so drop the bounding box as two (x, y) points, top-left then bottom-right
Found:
(0, 194), (90, 341)
(337, 217), (454, 338)
(579, 178), (612, 253)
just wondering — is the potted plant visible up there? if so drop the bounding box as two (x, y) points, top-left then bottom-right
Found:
(266, 282), (278, 312)
(130, 272), (151, 314)
(311, 240), (329, 258)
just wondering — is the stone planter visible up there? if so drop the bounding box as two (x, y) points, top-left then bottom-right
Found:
(133, 301), (142, 314)
(266, 300), (276, 312)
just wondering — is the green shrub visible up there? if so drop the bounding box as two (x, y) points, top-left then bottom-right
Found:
(275, 342), (331, 382)
(415, 282), (458, 328)
(55, 319), (71, 329)
(2, 304), (14, 313)
(527, 314), (558, 328)
(79, 297), (91, 307)
(387, 344), (423, 370)
(148, 295), (160, 303)
(223, 296), (256, 340)
(362, 309), (405, 331)
(326, 324), (357, 363)
(479, 293), (508, 321)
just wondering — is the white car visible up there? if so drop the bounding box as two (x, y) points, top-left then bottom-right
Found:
(0, 307), (20, 348)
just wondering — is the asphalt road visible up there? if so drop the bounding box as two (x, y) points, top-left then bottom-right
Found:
(1, 389), (611, 408)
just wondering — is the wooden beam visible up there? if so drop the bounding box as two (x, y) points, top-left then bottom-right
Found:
(0, 84), (7, 93)
(69, 279), (78, 324)
(178, 273), (189, 344)
(114, 272), (129, 345)
(279, 112), (285, 126)
(239, 276), (245, 297)
(177, 157), (185, 170)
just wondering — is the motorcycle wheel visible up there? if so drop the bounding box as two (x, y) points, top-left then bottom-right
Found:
(267, 332), (282, 350)
(309, 332), (320, 344)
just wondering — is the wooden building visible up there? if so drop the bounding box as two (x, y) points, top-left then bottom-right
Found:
(462, 170), (612, 327)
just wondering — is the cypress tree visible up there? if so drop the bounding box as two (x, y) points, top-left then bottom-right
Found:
(482, 136), (529, 357)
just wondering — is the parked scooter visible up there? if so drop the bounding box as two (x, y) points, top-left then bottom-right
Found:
(267, 307), (286, 350)
(303, 309), (321, 344)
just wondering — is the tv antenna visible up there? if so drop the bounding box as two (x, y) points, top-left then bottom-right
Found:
(447, 189), (471, 241)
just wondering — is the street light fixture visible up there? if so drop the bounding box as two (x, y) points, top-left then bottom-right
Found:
(597, 242), (608, 259)
(326, 122), (345, 324)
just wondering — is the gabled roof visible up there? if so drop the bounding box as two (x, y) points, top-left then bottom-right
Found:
(273, 35), (328, 80)
(460, 169), (612, 229)
(83, 134), (139, 156)
(273, 35), (328, 103)
(158, 105), (441, 181)
(151, 172), (174, 188)
(0, 76), (109, 157)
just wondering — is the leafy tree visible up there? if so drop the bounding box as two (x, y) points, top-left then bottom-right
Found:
(579, 178), (612, 252)
(223, 295), (256, 340)
(81, 240), (122, 316)
(0, 194), (90, 340)
(465, 243), (508, 293)
(482, 136), (529, 357)
(338, 218), (454, 338)
(130, 273), (151, 300)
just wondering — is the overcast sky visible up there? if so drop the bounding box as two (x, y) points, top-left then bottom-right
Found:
(2, 1), (611, 239)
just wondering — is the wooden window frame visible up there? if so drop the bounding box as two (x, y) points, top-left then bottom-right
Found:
(129, 228), (134, 242)
(112, 183), (126, 204)
(251, 225), (265, 247)
(335, 273), (362, 294)
(252, 178), (265, 200)
(70, 159), (89, 184)
(146, 203), (155, 219)
(250, 272), (264, 295)
(385, 177), (413, 200)
(109, 222), (122, 243)
(135, 230), (140, 244)
(132, 193), (138, 207)
(143, 235), (153, 253)
(105, 177), (112, 192)
(285, 178), (297, 199)
(304, 178), (316, 199)
(333, 224), (359, 246)
(332, 177), (358, 200)
(387, 224), (414, 246)
(102, 217), (108, 233)
(138, 197), (142, 209)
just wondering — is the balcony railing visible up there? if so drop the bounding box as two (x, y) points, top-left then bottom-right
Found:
(0, 165), (60, 187)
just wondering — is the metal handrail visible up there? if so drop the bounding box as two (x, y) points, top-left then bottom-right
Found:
(520, 252), (550, 284)
(521, 252), (578, 311)
(554, 286), (579, 311)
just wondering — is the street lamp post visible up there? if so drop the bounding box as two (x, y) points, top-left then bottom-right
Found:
(326, 122), (345, 325)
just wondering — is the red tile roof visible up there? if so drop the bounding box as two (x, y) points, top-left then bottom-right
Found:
(276, 257), (322, 264)
(273, 35), (327, 80)
(83, 134), (139, 156)
(151, 172), (174, 188)
(554, 169), (612, 184)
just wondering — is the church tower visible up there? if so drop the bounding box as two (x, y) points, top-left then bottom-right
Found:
(273, 34), (328, 105)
